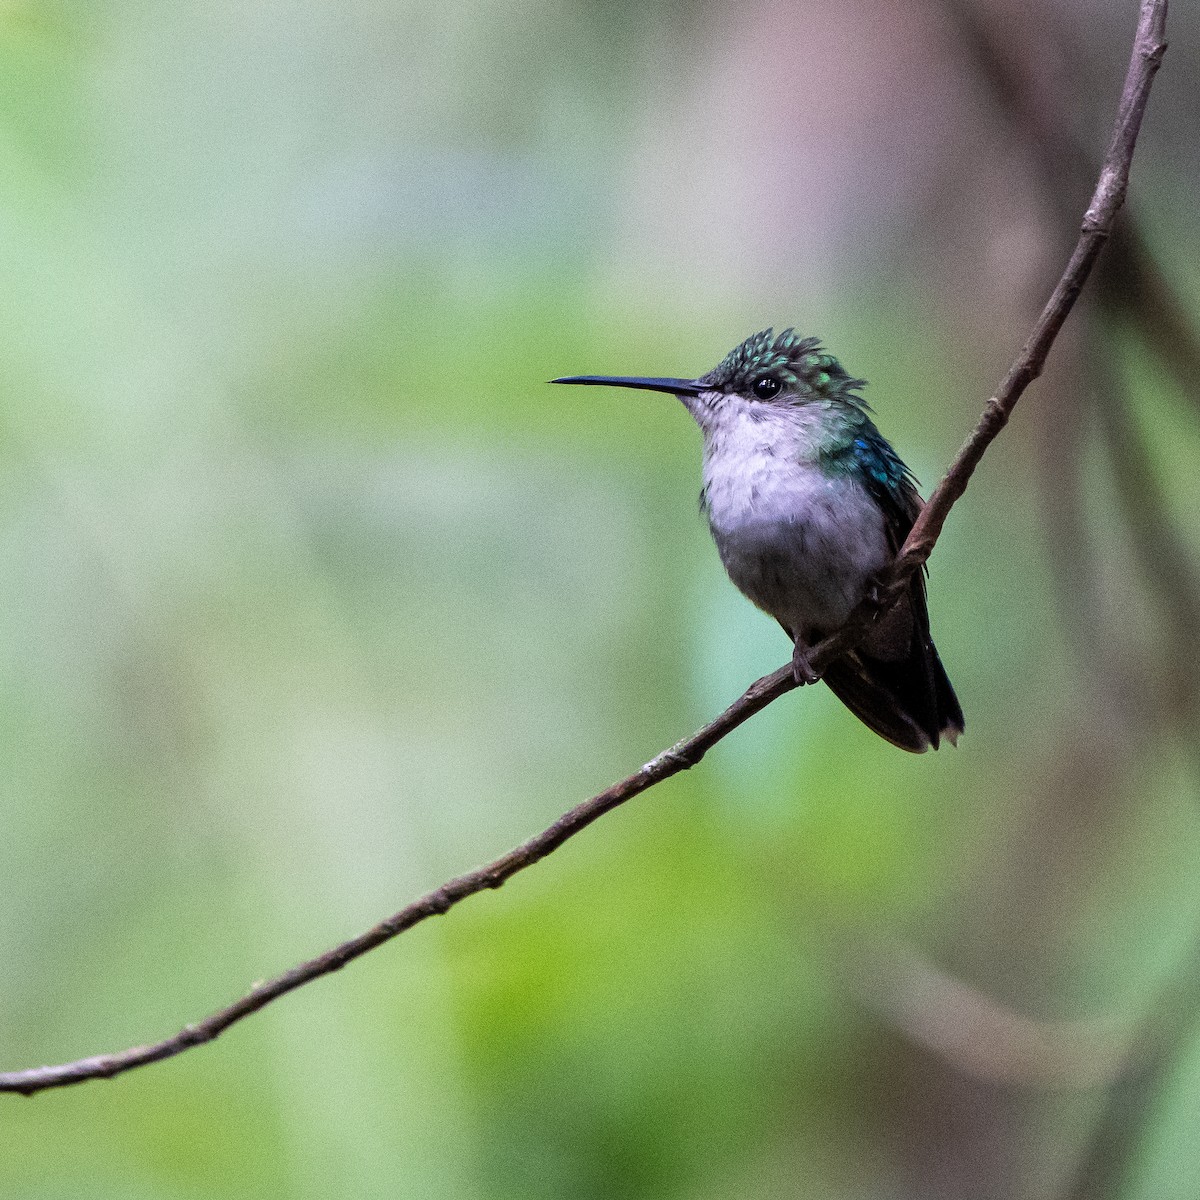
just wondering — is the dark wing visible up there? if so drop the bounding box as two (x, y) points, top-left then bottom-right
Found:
(820, 427), (964, 751)
(846, 429), (923, 552)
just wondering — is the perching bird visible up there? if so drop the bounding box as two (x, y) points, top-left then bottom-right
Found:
(553, 327), (963, 752)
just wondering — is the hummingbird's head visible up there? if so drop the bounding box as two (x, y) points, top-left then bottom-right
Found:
(699, 328), (867, 409)
(552, 328), (868, 429)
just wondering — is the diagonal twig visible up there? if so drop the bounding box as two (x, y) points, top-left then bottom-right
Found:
(945, 0), (1200, 412)
(0, 0), (1167, 1096)
(945, 0), (1200, 726)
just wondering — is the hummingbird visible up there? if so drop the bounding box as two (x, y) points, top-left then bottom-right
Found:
(553, 327), (963, 752)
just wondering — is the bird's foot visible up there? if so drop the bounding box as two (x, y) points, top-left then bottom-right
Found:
(791, 642), (821, 686)
(864, 572), (904, 618)
(864, 575), (890, 612)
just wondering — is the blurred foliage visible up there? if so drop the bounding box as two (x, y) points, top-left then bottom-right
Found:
(0, 1), (1198, 1198)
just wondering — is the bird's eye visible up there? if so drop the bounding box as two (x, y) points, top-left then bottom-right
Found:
(752, 376), (782, 400)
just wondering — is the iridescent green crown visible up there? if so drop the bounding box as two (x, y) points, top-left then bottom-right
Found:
(701, 327), (867, 403)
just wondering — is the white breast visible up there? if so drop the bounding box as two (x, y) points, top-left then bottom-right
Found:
(697, 398), (890, 637)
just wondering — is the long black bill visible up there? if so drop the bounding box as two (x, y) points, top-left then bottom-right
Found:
(550, 375), (707, 397)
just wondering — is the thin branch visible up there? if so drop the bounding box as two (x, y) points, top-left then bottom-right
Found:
(944, 0), (1199, 732)
(0, 663), (798, 1096)
(0, 0), (1167, 1096)
(882, 0), (1165, 577)
(945, 0), (1200, 408)
(949, 0), (1200, 729)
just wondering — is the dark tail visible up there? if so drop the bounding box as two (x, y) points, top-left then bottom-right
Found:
(819, 590), (964, 753)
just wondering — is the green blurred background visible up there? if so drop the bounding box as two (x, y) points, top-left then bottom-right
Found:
(1, 1), (1198, 1196)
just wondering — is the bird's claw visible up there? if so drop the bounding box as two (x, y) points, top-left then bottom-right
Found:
(791, 643), (820, 686)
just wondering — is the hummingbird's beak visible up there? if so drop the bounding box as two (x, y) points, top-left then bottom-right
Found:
(550, 375), (708, 397)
